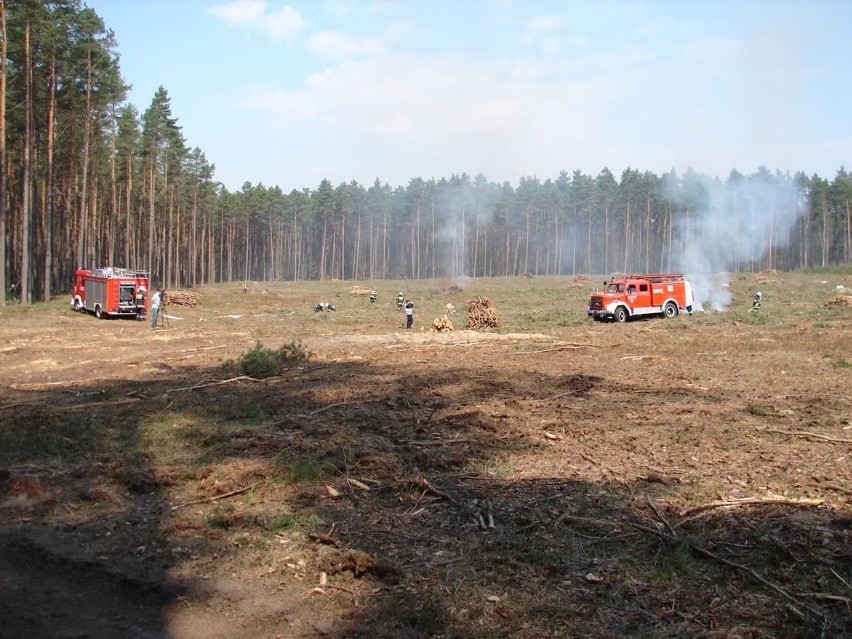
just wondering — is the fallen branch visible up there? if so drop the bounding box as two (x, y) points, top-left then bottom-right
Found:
(307, 531), (343, 547)
(416, 477), (457, 504)
(165, 375), (261, 394)
(631, 521), (824, 623)
(510, 343), (599, 355)
(0, 402), (36, 411)
(310, 401), (351, 416)
(555, 513), (624, 530)
(762, 428), (852, 444)
(679, 496), (824, 519)
(170, 482), (261, 511)
(647, 495), (677, 537)
(67, 397), (141, 410)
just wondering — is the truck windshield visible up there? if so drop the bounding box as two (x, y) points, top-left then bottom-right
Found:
(606, 283), (624, 293)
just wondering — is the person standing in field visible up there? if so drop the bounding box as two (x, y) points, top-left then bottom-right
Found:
(405, 299), (414, 329)
(151, 289), (163, 329)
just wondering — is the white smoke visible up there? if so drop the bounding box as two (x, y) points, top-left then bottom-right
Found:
(437, 179), (495, 280)
(669, 171), (802, 311)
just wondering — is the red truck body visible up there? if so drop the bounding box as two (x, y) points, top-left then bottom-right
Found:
(587, 273), (694, 323)
(70, 267), (149, 319)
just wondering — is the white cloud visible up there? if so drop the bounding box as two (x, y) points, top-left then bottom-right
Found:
(208, 0), (265, 25)
(235, 52), (614, 185)
(308, 31), (384, 59)
(208, 0), (306, 40)
(242, 93), (311, 123)
(308, 21), (411, 60)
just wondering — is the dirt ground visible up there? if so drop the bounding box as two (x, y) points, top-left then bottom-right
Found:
(0, 279), (850, 639)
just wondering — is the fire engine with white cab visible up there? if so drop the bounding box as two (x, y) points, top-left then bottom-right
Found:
(588, 273), (694, 323)
(71, 267), (149, 319)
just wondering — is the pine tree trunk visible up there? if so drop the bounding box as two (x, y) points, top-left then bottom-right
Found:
(21, 20), (33, 305)
(0, 1), (6, 306)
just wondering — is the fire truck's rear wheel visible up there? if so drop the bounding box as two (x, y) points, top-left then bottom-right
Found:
(614, 307), (628, 323)
(94, 305), (104, 319)
(664, 302), (678, 318)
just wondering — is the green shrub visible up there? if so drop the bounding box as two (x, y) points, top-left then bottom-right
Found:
(277, 340), (309, 367)
(240, 343), (280, 378)
(239, 341), (309, 378)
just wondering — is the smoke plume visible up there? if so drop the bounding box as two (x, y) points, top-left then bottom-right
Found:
(669, 172), (802, 311)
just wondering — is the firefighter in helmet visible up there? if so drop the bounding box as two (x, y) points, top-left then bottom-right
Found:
(370, 290), (377, 304)
(396, 291), (404, 311)
(752, 291), (762, 311)
(135, 285), (147, 320)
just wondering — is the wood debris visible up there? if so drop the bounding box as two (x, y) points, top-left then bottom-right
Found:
(348, 286), (372, 297)
(164, 290), (199, 307)
(824, 293), (852, 307)
(465, 296), (500, 330)
(431, 314), (454, 332)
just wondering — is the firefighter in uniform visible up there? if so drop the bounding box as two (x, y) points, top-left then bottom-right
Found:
(396, 291), (404, 311)
(370, 290), (377, 304)
(135, 285), (147, 321)
(752, 291), (762, 311)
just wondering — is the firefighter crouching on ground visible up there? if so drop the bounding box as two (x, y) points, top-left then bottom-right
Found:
(405, 299), (414, 329)
(370, 290), (377, 304)
(396, 291), (404, 310)
(314, 302), (335, 312)
(751, 291), (762, 311)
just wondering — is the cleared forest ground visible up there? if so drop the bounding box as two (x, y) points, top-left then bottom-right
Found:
(1, 271), (850, 639)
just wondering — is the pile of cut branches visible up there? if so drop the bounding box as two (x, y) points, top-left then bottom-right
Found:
(465, 296), (500, 330)
(824, 293), (852, 307)
(431, 315), (453, 332)
(164, 290), (199, 307)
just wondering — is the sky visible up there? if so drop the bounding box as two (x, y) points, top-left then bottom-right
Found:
(84, 0), (851, 193)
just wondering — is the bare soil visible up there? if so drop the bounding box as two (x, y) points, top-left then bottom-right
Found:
(0, 278), (850, 639)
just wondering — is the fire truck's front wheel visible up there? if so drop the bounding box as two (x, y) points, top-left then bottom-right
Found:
(94, 305), (104, 319)
(614, 307), (628, 323)
(664, 302), (678, 318)
(74, 298), (82, 312)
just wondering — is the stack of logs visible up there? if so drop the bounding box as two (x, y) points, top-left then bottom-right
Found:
(465, 296), (500, 329)
(164, 290), (199, 307)
(431, 315), (454, 332)
(824, 294), (852, 307)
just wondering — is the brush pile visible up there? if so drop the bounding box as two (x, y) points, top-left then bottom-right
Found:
(349, 286), (372, 297)
(431, 315), (454, 332)
(465, 296), (500, 330)
(164, 290), (199, 307)
(824, 293), (852, 307)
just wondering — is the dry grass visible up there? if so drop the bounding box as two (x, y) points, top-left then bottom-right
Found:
(0, 268), (850, 639)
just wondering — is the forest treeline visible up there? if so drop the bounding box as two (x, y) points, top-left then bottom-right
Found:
(2, 1), (850, 306)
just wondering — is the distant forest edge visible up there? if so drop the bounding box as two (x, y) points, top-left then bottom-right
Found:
(1, 2), (850, 306)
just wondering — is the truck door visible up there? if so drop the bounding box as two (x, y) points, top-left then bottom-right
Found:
(632, 282), (652, 309)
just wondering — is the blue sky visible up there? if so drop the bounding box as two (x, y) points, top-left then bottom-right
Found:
(85, 0), (851, 192)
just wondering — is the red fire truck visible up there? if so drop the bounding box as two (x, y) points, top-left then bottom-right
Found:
(70, 267), (149, 319)
(587, 273), (694, 323)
